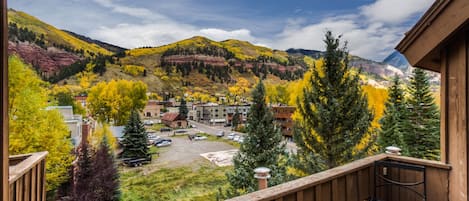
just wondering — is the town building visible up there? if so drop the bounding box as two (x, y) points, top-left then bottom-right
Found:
(141, 100), (163, 119)
(74, 94), (87, 108)
(46, 106), (84, 147)
(191, 103), (226, 125)
(161, 112), (188, 128)
(271, 105), (295, 139)
(225, 104), (250, 124)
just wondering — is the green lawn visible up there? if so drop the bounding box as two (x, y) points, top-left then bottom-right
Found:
(202, 133), (241, 148)
(120, 164), (232, 201)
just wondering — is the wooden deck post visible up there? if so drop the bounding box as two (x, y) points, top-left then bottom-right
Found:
(0, 0), (9, 200)
(440, 30), (469, 201)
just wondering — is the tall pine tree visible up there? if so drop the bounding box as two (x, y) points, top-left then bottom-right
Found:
(232, 107), (241, 129)
(226, 81), (286, 195)
(179, 97), (188, 118)
(73, 142), (94, 201)
(378, 76), (407, 150)
(121, 110), (149, 159)
(295, 31), (374, 169)
(91, 136), (121, 201)
(403, 68), (440, 160)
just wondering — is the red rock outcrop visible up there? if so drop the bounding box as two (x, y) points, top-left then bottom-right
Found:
(8, 41), (81, 77)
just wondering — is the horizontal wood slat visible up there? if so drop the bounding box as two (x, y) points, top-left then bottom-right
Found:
(227, 154), (450, 201)
(8, 152), (47, 201)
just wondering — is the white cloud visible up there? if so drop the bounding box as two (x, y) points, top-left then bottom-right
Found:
(267, 0), (434, 60)
(89, 0), (434, 60)
(90, 24), (259, 49)
(199, 28), (255, 42)
(360, 0), (434, 24)
(89, 0), (260, 48)
(93, 0), (166, 20)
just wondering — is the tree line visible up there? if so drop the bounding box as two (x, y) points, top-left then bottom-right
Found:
(8, 22), (85, 55)
(162, 45), (235, 59)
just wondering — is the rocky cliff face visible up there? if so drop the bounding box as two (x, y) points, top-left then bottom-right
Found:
(8, 41), (81, 78)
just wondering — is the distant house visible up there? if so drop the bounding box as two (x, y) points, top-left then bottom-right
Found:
(226, 104), (250, 124)
(271, 105), (296, 139)
(46, 106), (84, 147)
(141, 100), (163, 119)
(161, 113), (188, 128)
(74, 94), (87, 107)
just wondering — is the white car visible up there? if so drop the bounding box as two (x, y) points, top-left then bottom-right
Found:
(156, 141), (171, 147)
(216, 131), (225, 137)
(237, 136), (245, 143)
(227, 133), (236, 140)
(233, 135), (240, 141)
(143, 120), (154, 125)
(194, 135), (207, 141)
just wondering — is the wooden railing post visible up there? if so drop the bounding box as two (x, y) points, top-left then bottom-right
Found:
(254, 167), (271, 190)
(1, 0), (9, 200)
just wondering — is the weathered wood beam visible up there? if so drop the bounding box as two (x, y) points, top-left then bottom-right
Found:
(1, 0), (8, 200)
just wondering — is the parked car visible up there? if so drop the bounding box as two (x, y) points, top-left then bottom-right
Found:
(156, 140), (171, 147)
(237, 136), (245, 143)
(122, 155), (151, 167)
(190, 124), (197, 128)
(174, 129), (188, 134)
(194, 135), (207, 141)
(227, 133), (236, 140)
(160, 127), (172, 132)
(216, 131), (225, 137)
(224, 123), (232, 127)
(143, 120), (154, 125)
(153, 138), (172, 146)
(147, 134), (160, 139)
(233, 135), (240, 142)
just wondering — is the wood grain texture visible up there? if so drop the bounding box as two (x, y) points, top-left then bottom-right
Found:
(446, 31), (468, 201)
(8, 153), (47, 201)
(227, 155), (450, 201)
(1, 0), (9, 200)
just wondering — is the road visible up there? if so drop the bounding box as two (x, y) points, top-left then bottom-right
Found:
(189, 120), (297, 153)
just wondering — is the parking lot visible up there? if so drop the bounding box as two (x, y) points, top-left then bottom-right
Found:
(154, 134), (237, 168)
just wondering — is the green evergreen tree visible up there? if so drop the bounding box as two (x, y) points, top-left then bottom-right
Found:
(403, 68), (440, 160)
(295, 31), (374, 169)
(287, 127), (326, 179)
(91, 136), (121, 201)
(121, 110), (149, 159)
(232, 107), (241, 129)
(378, 76), (407, 150)
(179, 97), (188, 118)
(226, 81), (286, 196)
(73, 142), (94, 201)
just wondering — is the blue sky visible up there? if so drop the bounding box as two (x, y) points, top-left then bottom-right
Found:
(9, 0), (433, 61)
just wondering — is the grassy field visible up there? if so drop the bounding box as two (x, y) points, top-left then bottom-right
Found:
(173, 132), (241, 148)
(120, 163), (232, 201)
(202, 133), (241, 148)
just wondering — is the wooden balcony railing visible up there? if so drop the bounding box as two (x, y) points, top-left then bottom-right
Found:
(8, 152), (48, 201)
(227, 153), (451, 201)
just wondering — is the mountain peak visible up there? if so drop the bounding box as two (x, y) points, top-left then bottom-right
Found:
(382, 51), (410, 70)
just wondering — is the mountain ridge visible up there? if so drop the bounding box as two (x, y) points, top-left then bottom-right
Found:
(7, 9), (413, 96)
